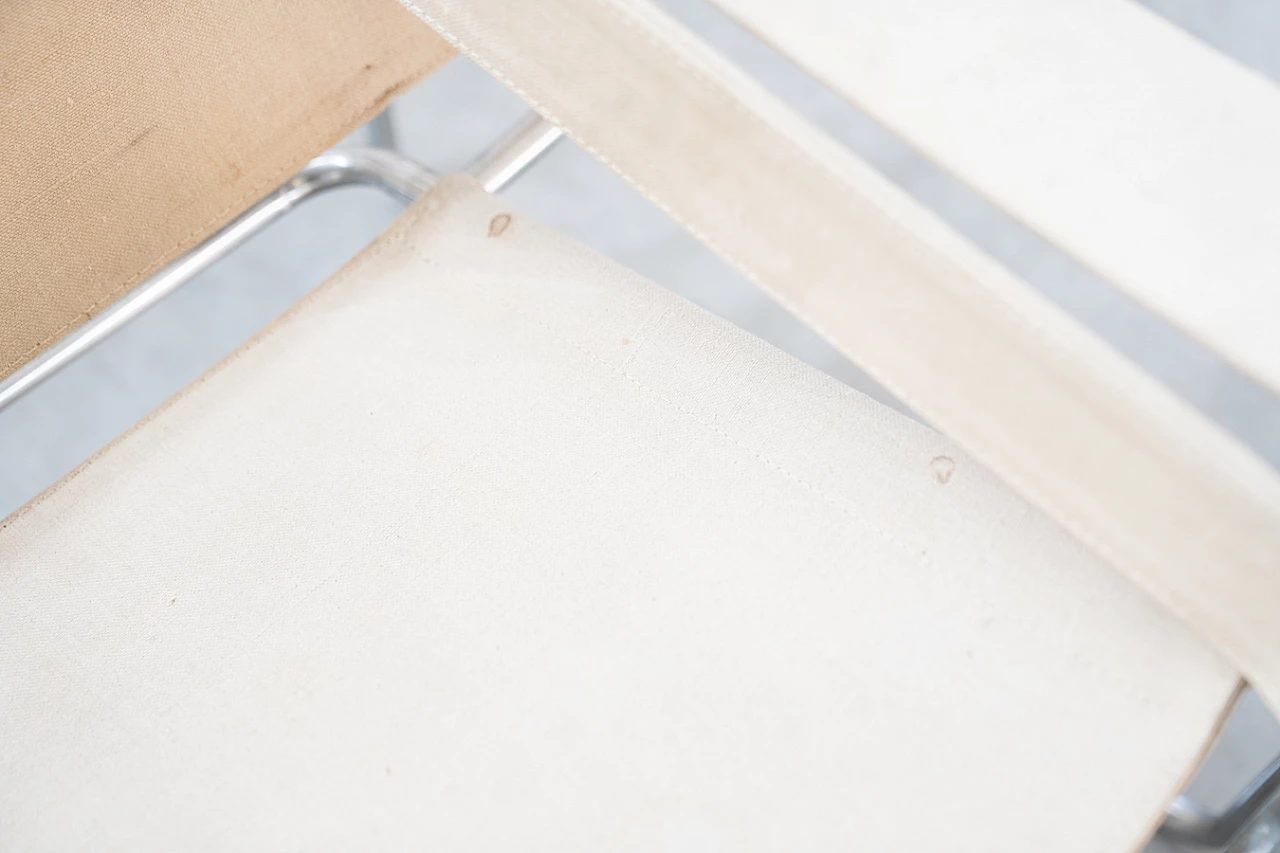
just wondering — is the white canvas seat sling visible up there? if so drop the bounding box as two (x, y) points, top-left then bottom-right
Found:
(0, 174), (1238, 852)
(2, 0), (1279, 850)
(394, 0), (1280, 718)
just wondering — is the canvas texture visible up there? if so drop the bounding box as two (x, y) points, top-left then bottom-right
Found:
(0, 178), (1237, 851)
(0, 0), (453, 382)
(715, 0), (1280, 397)
(398, 0), (1280, 716)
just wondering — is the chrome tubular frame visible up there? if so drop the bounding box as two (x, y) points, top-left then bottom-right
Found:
(0, 116), (561, 412)
(1160, 755), (1280, 850)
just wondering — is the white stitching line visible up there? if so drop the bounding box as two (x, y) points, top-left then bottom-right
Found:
(398, 0), (1273, 694)
(402, 1), (1216, 458)
(412, 216), (932, 565)
(586, 0), (1242, 443)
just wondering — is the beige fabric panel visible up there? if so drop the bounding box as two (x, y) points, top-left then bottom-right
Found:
(0, 0), (452, 381)
(398, 0), (1280, 714)
(0, 178), (1236, 851)
(713, 0), (1280, 397)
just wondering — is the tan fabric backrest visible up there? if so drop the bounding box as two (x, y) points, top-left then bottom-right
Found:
(0, 0), (453, 382)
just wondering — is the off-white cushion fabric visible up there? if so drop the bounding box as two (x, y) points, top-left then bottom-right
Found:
(399, 0), (1280, 717)
(713, 0), (1280, 397)
(0, 179), (1236, 851)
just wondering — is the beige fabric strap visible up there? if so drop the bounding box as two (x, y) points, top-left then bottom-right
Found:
(0, 178), (1235, 851)
(397, 0), (1280, 711)
(712, 0), (1280, 397)
(0, 0), (452, 382)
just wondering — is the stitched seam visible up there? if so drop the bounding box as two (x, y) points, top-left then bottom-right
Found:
(589, 0), (1243, 445)
(618, 303), (673, 370)
(399, 0), (1270, 687)
(588, 2), (1168, 382)
(400, 3), (1158, 446)
(417, 0), (1123, 378)
(404, 0), (1273, 497)
(414, 240), (924, 564)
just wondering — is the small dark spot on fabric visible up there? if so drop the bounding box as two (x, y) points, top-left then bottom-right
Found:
(930, 455), (955, 484)
(169, 598), (175, 605)
(621, 337), (631, 346)
(118, 123), (158, 157)
(488, 213), (512, 237)
(364, 63), (374, 71)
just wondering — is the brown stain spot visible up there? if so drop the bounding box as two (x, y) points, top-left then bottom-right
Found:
(118, 123), (158, 157)
(488, 213), (512, 237)
(169, 598), (176, 606)
(364, 63), (374, 72)
(621, 337), (631, 346)
(930, 455), (955, 485)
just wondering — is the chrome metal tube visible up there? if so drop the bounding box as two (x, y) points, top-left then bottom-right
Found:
(469, 114), (564, 194)
(0, 114), (567, 413)
(0, 147), (437, 412)
(1159, 756), (1280, 849)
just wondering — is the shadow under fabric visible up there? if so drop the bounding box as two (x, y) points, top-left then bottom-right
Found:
(0, 178), (1237, 851)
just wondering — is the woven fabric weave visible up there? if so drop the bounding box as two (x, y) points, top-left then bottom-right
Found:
(398, 0), (1280, 717)
(0, 178), (1235, 851)
(0, 0), (452, 381)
